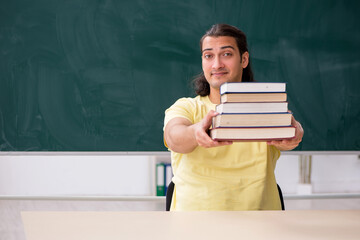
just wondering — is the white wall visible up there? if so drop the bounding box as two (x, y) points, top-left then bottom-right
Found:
(275, 154), (360, 194)
(0, 153), (359, 196)
(274, 155), (300, 193)
(311, 155), (360, 193)
(0, 155), (153, 196)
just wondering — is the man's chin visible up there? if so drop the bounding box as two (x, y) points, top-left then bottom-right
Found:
(213, 78), (231, 85)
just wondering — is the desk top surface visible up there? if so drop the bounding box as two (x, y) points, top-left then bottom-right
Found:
(22, 210), (360, 240)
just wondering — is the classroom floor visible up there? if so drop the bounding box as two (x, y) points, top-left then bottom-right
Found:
(1, 198), (360, 240)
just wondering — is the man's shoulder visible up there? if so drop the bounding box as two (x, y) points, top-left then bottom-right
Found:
(166, 95), (212, 117)
(172, 95), (207, 106)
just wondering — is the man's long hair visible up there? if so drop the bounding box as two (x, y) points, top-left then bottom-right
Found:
(193, 24), (255, 96)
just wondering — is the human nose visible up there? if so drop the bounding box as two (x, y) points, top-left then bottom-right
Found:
(212, 55), (224, 69)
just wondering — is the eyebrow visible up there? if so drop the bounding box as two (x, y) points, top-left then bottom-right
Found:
(202, 45), (235, 53)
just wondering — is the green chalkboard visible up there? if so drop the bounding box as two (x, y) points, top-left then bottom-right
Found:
(1, 0), (359, 151)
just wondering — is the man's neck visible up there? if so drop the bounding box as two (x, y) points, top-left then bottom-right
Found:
(208, 89), (221, 104)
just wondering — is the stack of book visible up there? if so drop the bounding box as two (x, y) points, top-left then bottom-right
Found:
(210, 82), (295, 141)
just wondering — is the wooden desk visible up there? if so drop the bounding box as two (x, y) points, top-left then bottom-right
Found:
(22, 210), (360, 240)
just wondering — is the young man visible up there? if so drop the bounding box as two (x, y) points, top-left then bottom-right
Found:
(163, 24), (303, 211)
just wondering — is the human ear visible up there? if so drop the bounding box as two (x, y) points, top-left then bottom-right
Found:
(241, 51), (249, 68)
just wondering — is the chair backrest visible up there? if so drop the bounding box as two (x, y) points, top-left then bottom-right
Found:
(166, 181), (175, 211)
(277, 184), (285, 210)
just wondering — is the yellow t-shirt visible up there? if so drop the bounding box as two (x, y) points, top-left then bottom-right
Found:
(164, 95), (281, 211)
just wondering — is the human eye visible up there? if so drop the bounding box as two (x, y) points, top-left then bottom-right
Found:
(203, 53), (213, 59)
(223, 52), (233, 57)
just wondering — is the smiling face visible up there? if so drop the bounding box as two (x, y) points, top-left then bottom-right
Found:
(201, 36), (249, 97)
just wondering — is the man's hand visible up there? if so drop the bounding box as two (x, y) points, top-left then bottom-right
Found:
(193, 110), (233, 148)
(267, 114), (304, 151)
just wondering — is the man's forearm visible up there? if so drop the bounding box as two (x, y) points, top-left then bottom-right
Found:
(165, 124), (198, 154)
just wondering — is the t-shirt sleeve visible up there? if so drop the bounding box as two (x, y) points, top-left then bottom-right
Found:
(163, 98), (195, 130)
(269, 145), (281, 165)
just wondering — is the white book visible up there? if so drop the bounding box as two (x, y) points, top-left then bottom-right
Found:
(220, 82), (286, 95)
(216, 102), (288, 113)
(210, 126), (296, 141)
(212, 113), (292, 128)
